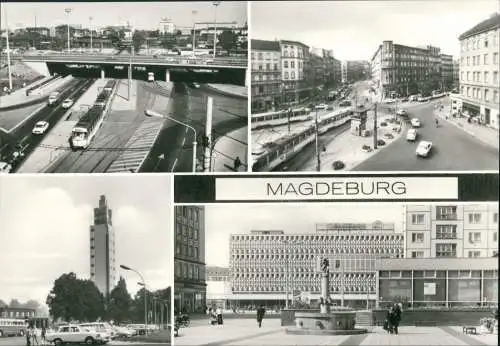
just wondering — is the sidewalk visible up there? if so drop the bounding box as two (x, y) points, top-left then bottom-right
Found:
(125, 329), (171, 343)
(301, 109), (405, 171)
(0, 76), (53, 109)
(205, 83), (247, 99)
(448, 326), (498, 346)
(435, 104), (499, 151)
(212, 126), (248, 172)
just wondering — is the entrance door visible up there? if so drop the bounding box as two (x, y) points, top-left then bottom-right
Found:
(485, 108), (491, 125)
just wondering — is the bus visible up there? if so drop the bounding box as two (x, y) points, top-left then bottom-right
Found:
(251, 107), (313, 130)
(70, 105), (106, 149)
(27, 317), (49, 329)
(0, 318), (27, 337)
(148, 72), (155, 82)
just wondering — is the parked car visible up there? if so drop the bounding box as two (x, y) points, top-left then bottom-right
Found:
(113, 326), (136, 338)
(32, 121), (50, 135)
(411, 118), (421, 128)
(0, 161), (12, 173)
(406, 128), (417, 141)
(396, 109), (407, 116)
(315, 103), (329, 110)
(61, 98), (74, 109)
(46, 325), (109, 345)
(416, 140), (433, 157)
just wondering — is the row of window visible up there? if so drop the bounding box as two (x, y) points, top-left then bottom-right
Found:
(232, 286), (376, 293)
(379, 269), (498, 278)
(175, 261), (203, 281)
(253, 73), (282, 82)
(462, 52), (499, 66)
(232, 249), (403, 260)
(411, 230), (498, 244)
(231, 234), (403, 242)
(411, 210), (498, 224)
(175, 243), (200, 259)
(232, 243), (402, 253)
(233, 272), (375, 279)
(175, 206), (201, 222)
(175, 222), (200, 240)
(461, 86), (499, 104)
(461, 70), (499, 85)
(461, 31), (499, 52)
(251, 52), (280, 61)
(253, 85), (281, 96)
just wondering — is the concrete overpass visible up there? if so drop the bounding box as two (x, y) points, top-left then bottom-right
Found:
(19, 54), (248, 86)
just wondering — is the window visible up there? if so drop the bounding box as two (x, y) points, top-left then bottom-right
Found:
(291, 71), (295, 79)
(291, 61), (295, 68)
(467, 71), (470, 81)
(484, 54), (488, 65)
(411, 251), (424, 258)
(467, 56), (470, 66)
(494, 52), (499, 65)
(436, 224), (457, 239)
(284, 61), (288, 68)
(436, 206), (457, 220)
(258, 86), (263, 93)
(494, 72), (498, 84)
(436, 243), (457, 257)
(411, 214), (425, 224)
(468, 232), (481, 243)
(412, 232), (424, 243)
(493, 232), (498, 242)
(284, 72), (289, 79)
(484, 71), (489, 83)
(494, 213), (498, 223)
(468, 212), (481, 223)
(468, 251), (481, 258)
(461, 71), (464, 81)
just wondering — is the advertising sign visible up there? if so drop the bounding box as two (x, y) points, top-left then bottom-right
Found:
(424, 282), (436, 295)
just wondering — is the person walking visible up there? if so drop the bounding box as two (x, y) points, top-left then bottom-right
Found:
(392, 303), (402, 335)
(233, 156), (242, 171)
(385, 306), (394, 334)
(31, 326), (39, 346)
(41, 325), (47, 346)
(216, 306), (223, 325)
(256, 305), (266, 328)
(25, 327), (31, 346)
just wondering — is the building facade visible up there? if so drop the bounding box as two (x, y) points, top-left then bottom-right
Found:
(251, 39), (282, 113)
(158, 19), (175, 35)
(440, 54), (454, 88)
(0, 307), (36, 319)
(371, 40), (453, 98)
(174, 206), (206, 314)
(206, 266), (232, 309)
(229, 222), (404, 309)
(458, 13), (500, 129)
(376, 258), (498, 307)
(405, 204), (499, 259)
(90, 195), (116, 298)
(280, 40), (310, 104)
(344, 60), (371, 83)
(453, 58), (460, 89)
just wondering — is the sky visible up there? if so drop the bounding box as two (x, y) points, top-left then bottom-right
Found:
(0, 175), (172, 308)
(204, 203), (405, 267)
(251, 0), (500, 60)
(1, 1), (247, 31)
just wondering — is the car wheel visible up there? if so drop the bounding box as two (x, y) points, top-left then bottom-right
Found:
(0, 329), (3, 337)
(54, 338), (63, 345)
(19, 329), (25, 336)
(84, 336), (95, 344)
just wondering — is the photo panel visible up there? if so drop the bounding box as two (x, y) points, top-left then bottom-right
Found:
(173, 173), (499, 345)
(0, 1), (248, 174)
(0, 174), (173, 343)
(249, 0), (499, 172)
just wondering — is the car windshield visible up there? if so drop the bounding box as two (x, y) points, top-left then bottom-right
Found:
(35, 123), (45, 127)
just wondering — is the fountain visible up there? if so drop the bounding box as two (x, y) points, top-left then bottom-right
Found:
(286, 258), (368, 335)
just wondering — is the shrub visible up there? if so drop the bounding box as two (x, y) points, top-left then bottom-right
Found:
(332, 160), (345, 170)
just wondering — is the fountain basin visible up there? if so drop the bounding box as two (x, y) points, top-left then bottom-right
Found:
(285, 311), (368, 335)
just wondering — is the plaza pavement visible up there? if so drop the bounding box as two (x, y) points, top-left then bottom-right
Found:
(206, 84), (247, 99)
(175, 318), (498, 346)
(212, 126), (247, 172)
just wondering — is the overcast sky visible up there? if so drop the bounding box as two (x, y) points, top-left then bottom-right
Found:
(205, 203), (405, 267)
(1, 1), (247, 31)
(251, 0), (500, 60)
(0, 175), (172, 308)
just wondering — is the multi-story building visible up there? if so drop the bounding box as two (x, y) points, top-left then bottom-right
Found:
(251, 39), (282, 113)
(158, 18), (175, 35)
(341, 61), (348, 84)
(405, 204), (499, 259)
(344, 60), (371, 83)
(440, 54), (454, 89)
(174, 206), (206, 314)
(453, 58), (460, 89)
(90, 195), (116, 298)
(280, 40), (310, 104)
(229, 222), (404, 309)
(206, 266), (232, 308)
(371, 40), (453, 98)
(332, 58), (342, 87)
(0, 307), (36, 319)
(457, 12), (500, 129)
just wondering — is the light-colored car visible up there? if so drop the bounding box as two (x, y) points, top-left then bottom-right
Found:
(0, 161), (12, 173)
(61, 98), (74, 109)
(192, 82), (200, 89)
(396, 109), (407, 116)
(32, 121), (49, 135)
(113, 326), (136, 338)
(416, 140), (433, 157)
(46, 325), (109, 345)
(315, 103), (329, 110)
(79, 322), (116, 340)
(406, 128), (417, 141)
(411, 118), (421, 128)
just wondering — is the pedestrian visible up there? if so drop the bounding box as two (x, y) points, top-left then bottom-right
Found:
(385, 306), (394, 334)
(256, 305), (266, 328)
(31, 326), (39, 346)
(41, 325), (47, 346)
(392, 303), (402, 335)
(26, 327), (31, 346)
(233, 156), (242, 171)
(216, 306), (223, 325)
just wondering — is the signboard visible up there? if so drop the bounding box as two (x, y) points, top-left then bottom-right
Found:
(424, 282), (436, 295)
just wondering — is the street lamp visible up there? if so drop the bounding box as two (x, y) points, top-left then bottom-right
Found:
(212, 1), (220, 58)
(65, 8), (72, 52)
(191, 10), (198, 57)
(145, 110), (197, 172)
(89, 16), (93, 51)
(120, 264), (148, 335)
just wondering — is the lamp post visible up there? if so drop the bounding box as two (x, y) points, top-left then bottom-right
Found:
(191, 10), (197, 57)
(212, 1), (220, 58)
(145, 110), (197, 172)
(65, 8), (72, 52)
(89, 16), (93, 51)
(120, 264), (148, 335)
(3, 5), (13, 90)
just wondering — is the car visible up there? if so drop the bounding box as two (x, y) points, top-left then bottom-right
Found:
(32, 121), (49, 135)
(113, 326), (136, 338)
(411, 118), (421, 128)
(46, 325), (109, 345)
(192, 82), (200, 89)
(406, 128), (417, 141)
(396, 109), (407, 116)
(315, 103), (329, 110)
(339, 100), (351, 107)
(0, 161), (12, 173)
(61, 98), (74, 109)
(416, 140), (433, 157)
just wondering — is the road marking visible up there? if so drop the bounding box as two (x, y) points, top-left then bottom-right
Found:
(171, 158), (178, 172)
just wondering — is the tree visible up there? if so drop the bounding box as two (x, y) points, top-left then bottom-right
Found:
(160, 34), (176, 50)
(217, 30), (237, 53)
(23, 300), (40, 310)
(132, 30), (146, 53)
(107, 277), (132, 324)
(130, 288), (149, 324)
(9, 299), (22, 308)
(108, 30), (125, 52)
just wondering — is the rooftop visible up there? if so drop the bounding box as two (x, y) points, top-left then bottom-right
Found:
(459, 12), (500, 40)
(280, 39), (309, 48)
(251, 39), (280, 52)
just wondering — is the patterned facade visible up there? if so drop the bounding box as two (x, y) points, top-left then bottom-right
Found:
(229, 223), (404, 308)
(174, 206), (206, 313)
(250, 39), (282, 113)
(280, 40), (310, 104)
(458, 13), (500, 129)
(405, 204), (499, 259)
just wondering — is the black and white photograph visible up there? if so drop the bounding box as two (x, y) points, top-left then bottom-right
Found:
(173, 202), (499, 346)
(0, 174), (173, 345)
(250, 1), (499, 172)
(0, 1), (248, 174)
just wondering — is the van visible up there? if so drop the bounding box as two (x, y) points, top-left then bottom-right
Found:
(48, 92), (60, 106)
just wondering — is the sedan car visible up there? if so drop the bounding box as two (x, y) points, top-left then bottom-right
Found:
(396, 109), (407, 116)
(315, 103), (329, 110)
(406, 128), (417, 141)
(411, 118), (421, 128)
(61, 98), (74, 109)
(416, 140), (433, 157)
(0, 161), (12, 173)
(32, 121), (49, 135)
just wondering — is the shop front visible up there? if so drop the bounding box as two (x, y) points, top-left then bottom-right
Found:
(174, 282), (206, 314)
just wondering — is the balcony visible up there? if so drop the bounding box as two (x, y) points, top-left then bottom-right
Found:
(436, 214), (458, 221)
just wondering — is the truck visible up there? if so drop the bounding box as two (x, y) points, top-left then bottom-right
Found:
(47, 91), (61, 106)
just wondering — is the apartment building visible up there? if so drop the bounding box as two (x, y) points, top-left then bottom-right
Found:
(251, 39), (282, 113)
(280, 40), (310, 104)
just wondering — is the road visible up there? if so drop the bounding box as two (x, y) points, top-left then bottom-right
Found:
(140, 83), (247, 172)
(354, 101), (499, 171)
(0, 337), (168, 346)
(0, 78), (94, 171)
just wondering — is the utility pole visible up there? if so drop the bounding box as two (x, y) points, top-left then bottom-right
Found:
(4, 6), (13, 90)
(287, 108), (291, 135)
(204, 96), (213, 172)
(373, 102), (378, 150)
(192, 11), (197, 56)
(315, 107), (320, 171)
(89, 16), (93, 51)
(212, 1), (220, 58)
(65, 8), (72, 52)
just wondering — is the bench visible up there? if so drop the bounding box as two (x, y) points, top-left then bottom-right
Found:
(463, 326), (477, 335)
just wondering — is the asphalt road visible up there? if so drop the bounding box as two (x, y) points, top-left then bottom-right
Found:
(0, 336), (168, 346)
(0, 78), (94, 171)
(354, 101), (499, 171)
(140, 83), (247, 172)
